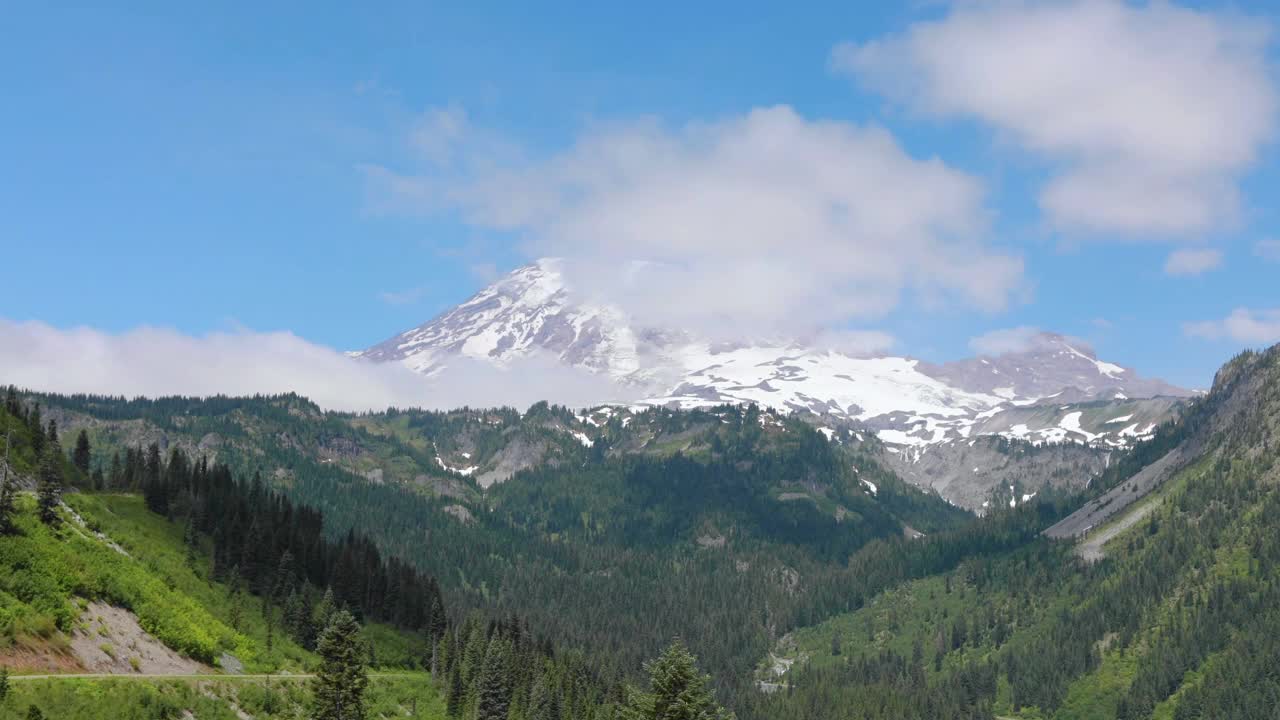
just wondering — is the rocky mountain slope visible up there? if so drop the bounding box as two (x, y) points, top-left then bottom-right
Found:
(357, 260), (1193, 452)
(353, 260), (1194, 508)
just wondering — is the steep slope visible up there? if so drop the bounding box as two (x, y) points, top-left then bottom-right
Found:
(0, 498), (435, 717)
(1046, 345), (1280, 541)
(356, 261), (1191, 452)
(751, 343), (1280, 720)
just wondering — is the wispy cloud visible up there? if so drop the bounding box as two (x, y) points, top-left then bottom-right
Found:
(1163, 248), (1222, 276)
(378, 287), (428, 305)
(1256, 238), (1280, 262)
(809, 329), (897, 357)
(1185, 308), (1280, 345)
(835, 0), (1276, 238)
(0, 319), (633, 412)
(968, 326), (1042, 355)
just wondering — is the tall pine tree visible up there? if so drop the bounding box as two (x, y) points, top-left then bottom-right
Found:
(311, 609), (369, 720)
(72, 429), (91, 475)
(528, 674), (562, 720)
(0, 430), (16, 535)
(474, 635), (515, 720)
(36, 442), (63, 526)
(446, 664), (465, 718)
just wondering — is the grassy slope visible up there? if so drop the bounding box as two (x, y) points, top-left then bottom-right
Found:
(0, 494), (246, 668)
(1, 492), (445, 718)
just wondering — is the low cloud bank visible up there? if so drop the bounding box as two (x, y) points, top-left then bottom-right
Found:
(0, 319), (633, 412)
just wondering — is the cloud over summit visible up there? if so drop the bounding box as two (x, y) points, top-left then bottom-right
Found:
(365, 105), (1024, 338)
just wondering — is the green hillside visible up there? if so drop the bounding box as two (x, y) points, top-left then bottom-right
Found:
(746, 347), (1280, 719)
(1, 392), (622, 720)
(14, 391), (972, 702)
(0, 491), (446, 719)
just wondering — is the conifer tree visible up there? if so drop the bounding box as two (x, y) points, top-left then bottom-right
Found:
(0, 431), (16, 535)
(72, 429), (91, 475)
(475, 635), (514, 720)
(142, 442), (165, 516)
(272, 550), (297, 604)
(315, 587), (338, 633)
(108, 451), (122, 491)
(265, 604), (275, 653)
(228, 567), (244, 632)
(284, 589), (316, 650)
(26, 705), (44, 720)
(446, 664), (465, 718)
(0, 665), (9, 704)
(621, 640), (731, 720)
(312, 609), (369, 720)
(0, 476), (15, 536)
(528, 674), (562, 720)
(183, 515), (199, 567)
(36, 442), (62, 526)
(461, 618), (487, 685)
(28, 405), (44, 457)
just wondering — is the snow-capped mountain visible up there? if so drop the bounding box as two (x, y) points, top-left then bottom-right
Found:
(358, 259), (646, 379)
(920, 332), (1188, 403)
(356, 260), (1193, 449)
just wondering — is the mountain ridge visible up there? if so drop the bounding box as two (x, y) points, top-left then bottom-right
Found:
(356, 260), (1193, 450)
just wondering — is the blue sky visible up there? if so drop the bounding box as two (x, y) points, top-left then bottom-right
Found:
(3, 1), (1279, 391)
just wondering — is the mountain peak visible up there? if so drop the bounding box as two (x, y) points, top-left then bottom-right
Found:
(356, 258), (642, 378)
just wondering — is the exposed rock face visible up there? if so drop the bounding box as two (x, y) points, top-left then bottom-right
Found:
(880, 436), (1110, 512)
(443, 504), (475, 525)
(70, 601), (208, 675)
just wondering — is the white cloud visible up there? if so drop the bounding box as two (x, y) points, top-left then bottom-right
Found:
(808, 329), (897, 357)
(968, 326), (1043, 355)
(1256, 238), (1280, 262)
(1185, 308), (1280, 345)
(408, 104), (469, 165)
(364, 105), (1024, 337)
(0, 319), (631, 412)
(1163, 248), (1223, 276)
(836, 0), (1276, 237)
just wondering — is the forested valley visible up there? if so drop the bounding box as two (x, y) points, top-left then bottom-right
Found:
(2, 344), (1279, 719)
